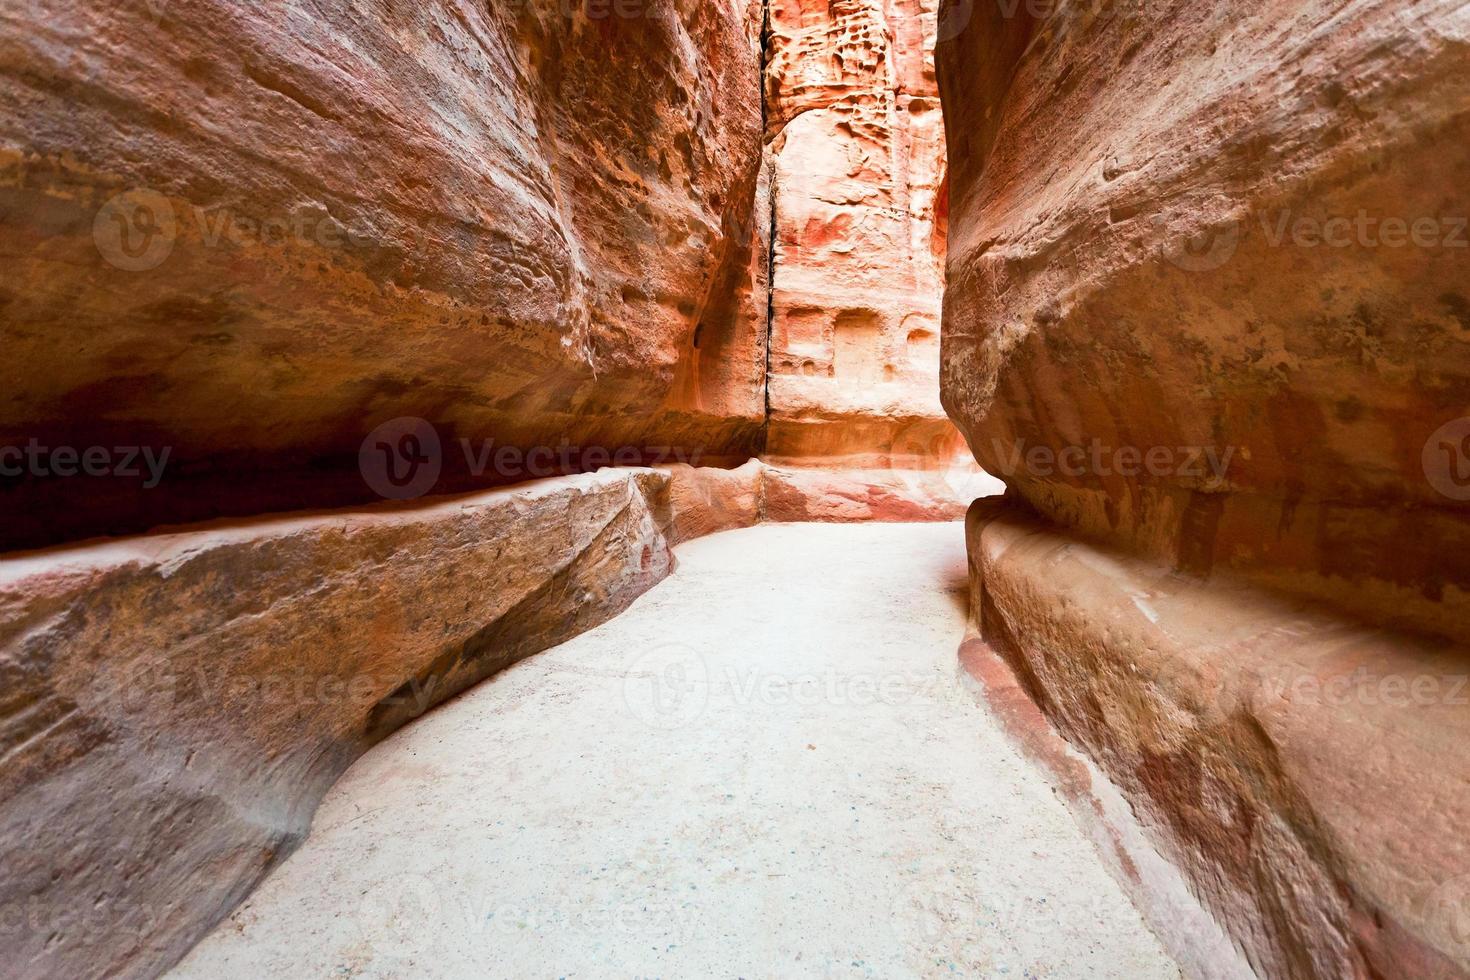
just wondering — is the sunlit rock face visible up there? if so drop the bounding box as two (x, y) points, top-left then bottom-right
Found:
(940, 2), (1470, 977)
(0, 0), (768, 550)
(762, 0), (968, 473)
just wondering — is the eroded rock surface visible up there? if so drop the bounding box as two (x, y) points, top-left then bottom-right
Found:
(763, 0), (966, 475)
(0, 469), (678, 980)
(937, 0), (1470, 636)
(967, 500), (1470, 980)
(661, 458), (975, 540)
(0, 0), (767, 550)
(938, 2), (1470, 977)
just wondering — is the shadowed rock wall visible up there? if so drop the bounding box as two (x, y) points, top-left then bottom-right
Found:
(0, 0), (768, 550)
(938, 1), (1470, 976)
(938, 0), (1470, 637)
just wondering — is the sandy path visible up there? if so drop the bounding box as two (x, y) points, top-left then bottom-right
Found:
(172, 522), (1179, 978)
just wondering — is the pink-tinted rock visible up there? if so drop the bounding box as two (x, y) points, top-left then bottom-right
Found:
(760, 463), (970, 522)
(966, 498), (1470, 980)
(762, 0), (966, 476)
(661, 458), (989, 534)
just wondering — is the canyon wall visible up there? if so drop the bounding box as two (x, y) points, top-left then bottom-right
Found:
(0, 1), (777, 975)
(0, 0), (768, 551)
(763, 0), (972, 482)
(938, 1), (1470, 977)
(0, 0), (999, 974)
(0, 470), (681, 979)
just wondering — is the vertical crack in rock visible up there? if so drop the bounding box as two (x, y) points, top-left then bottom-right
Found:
(760, 0), (778, 443)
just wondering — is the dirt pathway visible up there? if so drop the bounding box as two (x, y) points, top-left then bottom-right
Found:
(172, 523), (1179, 978)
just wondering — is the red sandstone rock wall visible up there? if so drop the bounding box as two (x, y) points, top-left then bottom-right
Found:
(763, 0), (968, 472)
(937, 0), (1470, 638)
(0, 470), (678, 980)
(939, 2), (1470, 977)
(0, 0), (768, 550)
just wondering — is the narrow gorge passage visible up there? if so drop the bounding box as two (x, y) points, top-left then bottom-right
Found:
(171, 523), (1178, 978)
(6, 2), (1467, 976)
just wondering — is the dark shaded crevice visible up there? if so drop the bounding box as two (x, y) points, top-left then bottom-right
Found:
(759, 0), (777, 445)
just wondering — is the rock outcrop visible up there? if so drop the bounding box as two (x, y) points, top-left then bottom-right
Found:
(967, 500), (1470, 980)
(938, 1), (1470, 976)
(0, 0), (768, 551)
(661, 457), (969, 540)
(762, 0), (969, 477)
(0, 469), (678, 980)
(938, 0), (1470, 635)
(0, 450), (974, 980)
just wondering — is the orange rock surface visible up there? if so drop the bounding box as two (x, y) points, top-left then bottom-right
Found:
(937, 0), (1470, 637)
(0, 0), (768, 549)
(938, 2), (1470, 977)
(762, 0), (968, 473)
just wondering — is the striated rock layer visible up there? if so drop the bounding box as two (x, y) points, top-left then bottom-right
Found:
(0, 470), (678, 980)
(660, 457), (968, 540)
(762, 0), (969, 475)
(966, 499), (1470, 980)
(0, 0), (768, 551)
(937, 0), (1470, 636)
(0, 458), (969, 980)
(939, 1), (1470, 977)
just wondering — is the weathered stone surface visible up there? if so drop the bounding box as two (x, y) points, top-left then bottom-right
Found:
(0, 469), (676, 979)
(966, 498), (1470, 980)
(0, 0), (767, 550)
(763, 0), (966, 474)
(937, 0), (1470, 638)
(662, 459), (765, 542)
(661, 458), (985, 536)
(760, 463), (970, 522)
(939, 3), (1470, 976)
(957, 633), (1254, 980)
